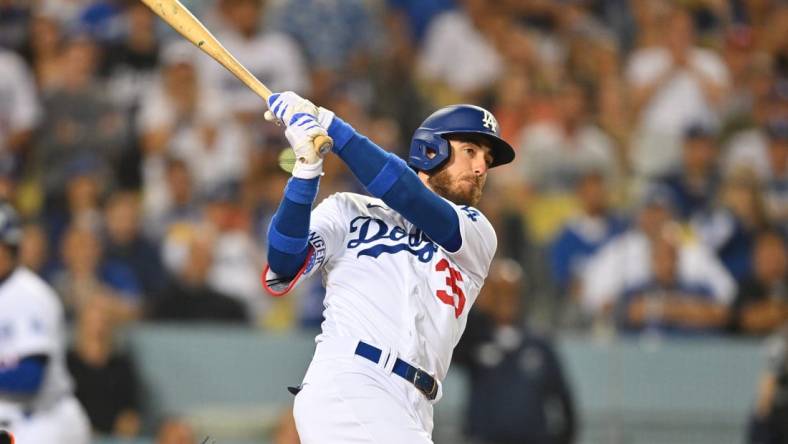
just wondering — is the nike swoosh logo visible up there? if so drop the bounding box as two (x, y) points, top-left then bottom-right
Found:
(366, 203), (388, 210)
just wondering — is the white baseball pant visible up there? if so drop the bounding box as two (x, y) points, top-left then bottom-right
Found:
(293, 338), (437, 444)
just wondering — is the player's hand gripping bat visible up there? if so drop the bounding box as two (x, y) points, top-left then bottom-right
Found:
(139, 0), (333, 163)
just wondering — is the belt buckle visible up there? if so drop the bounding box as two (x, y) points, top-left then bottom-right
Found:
(412, 370), (438, 401)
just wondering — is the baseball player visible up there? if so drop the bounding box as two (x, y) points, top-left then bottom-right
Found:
(261, 92), (515, 443)
(0, 203), (90, 443)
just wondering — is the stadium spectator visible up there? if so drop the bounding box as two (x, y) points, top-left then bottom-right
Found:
(0, 156), (15, 203)
(723, 87), (787, 183)
(0, 0), (31, 54)
(143, 156), (202, 241)
(386, 0), (455, 44)
(549, 169), (628, 300)
(42, 156), (106, 257)
(38, 0), (96, 25)
(149, 228), (248, 323)
(101, 0), (160, 113)
(693, 168), (770, 283)
(513, 80), (617, 193)
(25, 11), (63, 92)
(490, 65), (532, 146)
(0, 47), (39, 177)
(201, 181), (268, 324)
(454, 259), (576, 444)
(720, 25), (761, 124)
(102, 190), (165, 297)
(616, 231), (729, 336)
(240, 158), (286, 243)
(629, 0), (671, 50)
(35, 35), (128, 204)
(99, 0), (162, 189)
(67, 301), (142, 438)
(366, 4), (430, 149)
(416, 0), (504, 106)
(201, 0), (309, 121)
(626, 7), (730, 178)
(564, 26), (631, 167)
(19, 221), (54, 279)
(763, 119), (788, 225)
(53, 223), (142, 322)
(581, 185), (735, 319)
(267, 0), (380, 103)
(731, 230), (788, 336)
(759, 4), (788, 81)
(657, 123), (721, 221)
(561, 1), (620, 86)
(137, 40), (249, 196)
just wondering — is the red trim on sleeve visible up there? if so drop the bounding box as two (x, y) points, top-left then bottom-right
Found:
(260, 247), (314, 297)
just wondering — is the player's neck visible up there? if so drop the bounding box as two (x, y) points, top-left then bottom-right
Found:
(417, 171), (433, 192)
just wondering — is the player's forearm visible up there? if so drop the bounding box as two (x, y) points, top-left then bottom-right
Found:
(0, 356), (46, 395)
(328, 117), (461, 251)
(267, 177), (319, 277)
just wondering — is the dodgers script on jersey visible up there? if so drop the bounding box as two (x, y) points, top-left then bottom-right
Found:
(0, 268), (72, 413)
(279, 192), (496, 382)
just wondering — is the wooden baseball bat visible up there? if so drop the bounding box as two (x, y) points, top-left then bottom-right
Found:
(139, 0), (333, 162)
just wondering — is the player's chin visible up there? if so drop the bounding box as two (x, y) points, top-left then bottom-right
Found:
(448, 184), (482, 206)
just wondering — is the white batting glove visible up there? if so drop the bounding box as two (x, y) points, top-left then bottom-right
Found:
(285, 114), (328, 179)
(265, 91), (335, 128)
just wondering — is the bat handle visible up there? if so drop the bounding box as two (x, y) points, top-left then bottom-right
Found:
(314, 134), (333, 157)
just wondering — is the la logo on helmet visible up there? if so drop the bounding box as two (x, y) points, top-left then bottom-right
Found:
(482, 110), (497, 132)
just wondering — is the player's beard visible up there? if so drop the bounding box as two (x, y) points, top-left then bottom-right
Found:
(428, 168), (483, 206)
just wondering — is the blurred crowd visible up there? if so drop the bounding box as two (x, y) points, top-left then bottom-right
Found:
(0, 0), (787, 441)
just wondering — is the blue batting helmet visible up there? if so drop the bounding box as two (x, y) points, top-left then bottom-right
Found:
(408, 104), (515, 173)
(0, 202), (22, 249)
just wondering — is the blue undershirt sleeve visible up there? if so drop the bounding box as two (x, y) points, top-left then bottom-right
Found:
(0, 356), (47, 395)
(327, 117), (461, 252)
(267, 177), (320, 278)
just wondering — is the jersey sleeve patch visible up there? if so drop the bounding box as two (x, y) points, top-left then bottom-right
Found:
(261, 231), (328, 297)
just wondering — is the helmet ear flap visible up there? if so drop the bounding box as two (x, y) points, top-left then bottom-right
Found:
(408, 131), (451, 173)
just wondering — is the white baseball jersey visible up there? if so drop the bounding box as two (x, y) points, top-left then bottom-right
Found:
(270, 192), (496, 382)
(0, 268), (73, 412)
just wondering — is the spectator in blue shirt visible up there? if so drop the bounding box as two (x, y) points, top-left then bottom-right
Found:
(386, 0), (455, 43)
(730, 230), (788, 336)
(549, 170), (627, 298)
(693, 168), (770, 283)
(658, 122), (721, 221)
(53, 224), (142, 323)
(102, 191), (165, 297)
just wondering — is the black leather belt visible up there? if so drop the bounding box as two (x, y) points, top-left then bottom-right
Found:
(354, 341), (438, 401)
